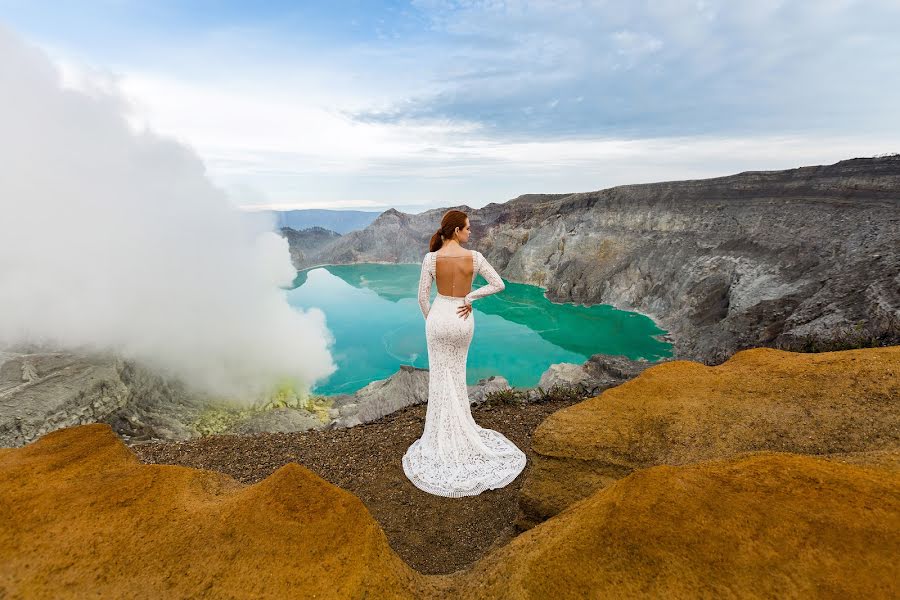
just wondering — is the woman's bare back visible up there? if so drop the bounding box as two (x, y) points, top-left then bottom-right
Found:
(434, 249), (475, 297)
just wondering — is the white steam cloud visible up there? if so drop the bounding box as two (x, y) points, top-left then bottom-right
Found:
(0, 26), (337, 400)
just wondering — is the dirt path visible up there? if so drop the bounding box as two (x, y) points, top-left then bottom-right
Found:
(129, 396), (581, 575)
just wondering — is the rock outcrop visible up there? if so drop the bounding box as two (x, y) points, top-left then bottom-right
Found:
(0, 349), (601, 447)
(276, 225), (341, 270)
(537, 353), (662, 398)
(329, 366), (513, 428)
(445, 450), (900, 599)
(0, 350), (130, 447)
(0, 349), (332, 447)
(1, 423), (897, 598)
(517, 345), (900, 530)
(292, 156), (900, 365)
(0, 423), (431, 599)
(226, 406), (326, 435)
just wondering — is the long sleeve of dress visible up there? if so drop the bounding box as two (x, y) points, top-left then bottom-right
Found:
(417, 252), (433, 320)
(464, 250), (505, 306)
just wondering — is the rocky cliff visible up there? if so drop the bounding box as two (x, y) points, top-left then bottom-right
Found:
(277, 225), (341, 269)
(292, 156), (900, 364)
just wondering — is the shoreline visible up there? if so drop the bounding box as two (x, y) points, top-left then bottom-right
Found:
(296, 260), (678, 398)
(295, 259), (676, 342)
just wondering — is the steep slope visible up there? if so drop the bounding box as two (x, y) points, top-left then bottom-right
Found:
(296, 156), (900, 364)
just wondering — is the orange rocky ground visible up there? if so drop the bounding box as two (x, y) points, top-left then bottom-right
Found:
(1, 346), (898, 598)
(518, 345), (900, 529)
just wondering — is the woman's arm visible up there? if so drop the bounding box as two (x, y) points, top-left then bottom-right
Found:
(417, 253), (433, 319)
(464, 251), (505, 306)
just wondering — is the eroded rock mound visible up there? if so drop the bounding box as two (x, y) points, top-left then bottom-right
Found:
(453, 451), (900, 599)
(517, 345), (900, 529)
(0, 423), (431, 599)
(1, 425), (896, 598)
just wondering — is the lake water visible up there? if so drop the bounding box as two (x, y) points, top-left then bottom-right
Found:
(287, 263), (672, 396)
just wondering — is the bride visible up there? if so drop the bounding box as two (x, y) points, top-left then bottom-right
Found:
(402, 209), (527, 497)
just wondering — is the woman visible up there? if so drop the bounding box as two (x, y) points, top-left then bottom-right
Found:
(402, 209), (527, 497)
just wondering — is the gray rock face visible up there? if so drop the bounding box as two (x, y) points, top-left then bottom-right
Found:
(291, 156), (900, 365)
(0, 349), (220, 447)
(468, 375), (511, 405)
(303, 208), (433, 267)
(329, 368), (514, 428)
(329, 364), (429, 428)
(538, 354), (659, 398)
(104, 359), (213, 443)
(276, 226), (341, 270)
(0, 351), (130, 447)
(226, 407), (324, 435)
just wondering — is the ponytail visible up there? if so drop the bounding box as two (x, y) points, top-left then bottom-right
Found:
(429, 227), (444, 252)
(428, 210), (467, 253)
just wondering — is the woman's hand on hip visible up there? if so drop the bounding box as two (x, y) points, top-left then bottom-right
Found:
(456, 303), (472, 319)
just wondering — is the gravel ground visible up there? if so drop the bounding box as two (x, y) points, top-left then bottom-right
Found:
(129, 396), (583, 575)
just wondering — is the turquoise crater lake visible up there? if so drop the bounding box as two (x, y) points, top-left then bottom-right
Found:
(288, 263), (672, 396)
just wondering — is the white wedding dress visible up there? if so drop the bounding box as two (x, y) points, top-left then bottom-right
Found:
(402, 248), (527, 497)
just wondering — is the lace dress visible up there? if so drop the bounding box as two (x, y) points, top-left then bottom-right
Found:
(402, 249), (527, 497)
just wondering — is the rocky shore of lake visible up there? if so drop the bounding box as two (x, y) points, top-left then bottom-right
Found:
(0, 346), (657, 447)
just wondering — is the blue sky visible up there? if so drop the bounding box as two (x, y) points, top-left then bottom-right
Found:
(1, 0), (898, 212)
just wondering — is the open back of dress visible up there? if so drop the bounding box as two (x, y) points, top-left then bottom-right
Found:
(434, 252), (475, 298)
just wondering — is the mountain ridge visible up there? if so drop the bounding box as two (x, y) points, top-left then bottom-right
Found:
(287, 155), (900, 364)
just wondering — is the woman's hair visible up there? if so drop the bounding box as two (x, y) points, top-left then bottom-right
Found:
(429, 209), (468, 252)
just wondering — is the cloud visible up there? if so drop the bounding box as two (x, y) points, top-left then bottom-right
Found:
(5, 2), (896, 209)
(374, 0), (900, 139)
(0, 25), (337, 401)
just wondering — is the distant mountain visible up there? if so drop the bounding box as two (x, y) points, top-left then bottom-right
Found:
(277, 226), (342, 269)
(285, 156), (900, 366)
(255, 209), (382, 234)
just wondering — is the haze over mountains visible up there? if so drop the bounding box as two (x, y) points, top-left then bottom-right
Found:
(247, 208), (382, 234)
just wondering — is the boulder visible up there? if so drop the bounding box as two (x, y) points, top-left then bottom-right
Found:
(537, 353), (661, 397)
(537, 362), (585, 388)
(332, 364), (429, 427)
(468, 375), (511, 405)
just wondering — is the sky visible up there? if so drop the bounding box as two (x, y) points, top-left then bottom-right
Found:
(1, 0), (898, 213)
